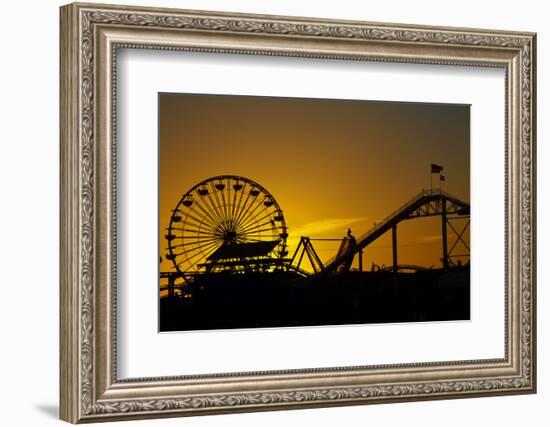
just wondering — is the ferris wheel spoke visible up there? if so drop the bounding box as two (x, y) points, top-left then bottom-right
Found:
(179, 226), (217, 239)
(186, 240), (223, 253)
(167, 235), (219, 246)
(238, 221), (280, 237)
(235, 196), (262, 227)
(176, 247), (218, 272)
(180, 250), (218, 274)
(183, 240), (222, 266)
(184, 216), (218, 237)
(174, 239), (221, 263)
(218, 181), (230, 225)
(172, 238), (222, 257)
(231, 181), (248, 226)
(228, 179), (242, 231)
(187, 199), (221, 230)
(179, 198), (218, 227)
(240, 207), (278, 228)
(240, 227), (281, 236)
(166, 224), (214, 235)
(238, 217), (278, 234)
(233, 185), (263, 227)
(212, 180), (231, 225)
(234, 201), (270, 232)
(237, 208), (277, 234)
(224, 177), (231, 216)
(197, 235), (223, 259)
(199, 198), (223, 232)
(232, 195), (263, 232)
(177, 211), (218, 234)
(193, 191), (219, 226)
(231, 185), (253, 230)
(204, 188), (228, 226)
(209, 181), (227, 223)
(166, 241), (218, 254)
(196, 191), (224, 226)
(220, 178), (230, 226)
(241, 198), (269, 224)
(167, 227), (217, 236)
(229, 179), (239, 227)
(167, 237), (220, 250)
(196, 192), (225, 226)
(183, 212), (215, 230)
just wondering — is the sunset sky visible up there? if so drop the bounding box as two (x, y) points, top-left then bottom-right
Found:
(159, 93), (470, 272)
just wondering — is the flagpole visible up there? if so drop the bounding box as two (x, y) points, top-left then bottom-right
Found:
(430, 163), (444, 193)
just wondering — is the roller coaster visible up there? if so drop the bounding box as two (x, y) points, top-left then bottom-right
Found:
(160, 175), (470, 298)
(293, 188), (470, 275)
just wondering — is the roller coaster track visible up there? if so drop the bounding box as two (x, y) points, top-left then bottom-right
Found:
(318, 189), (470, 275)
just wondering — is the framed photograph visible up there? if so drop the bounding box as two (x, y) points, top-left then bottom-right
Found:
(158, 94), (472, 332)
(60, 2), (536, 423)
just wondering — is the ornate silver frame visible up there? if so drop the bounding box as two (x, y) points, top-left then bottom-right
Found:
(60, 2), (536, 423)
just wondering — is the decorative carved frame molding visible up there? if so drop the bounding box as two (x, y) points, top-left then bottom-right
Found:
(60, 2), (536, 423)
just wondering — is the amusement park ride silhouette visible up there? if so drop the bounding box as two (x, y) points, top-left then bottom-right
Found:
(160, 174), (470, 302)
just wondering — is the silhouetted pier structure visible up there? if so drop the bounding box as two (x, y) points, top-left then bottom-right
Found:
(160, 181), (470, 331)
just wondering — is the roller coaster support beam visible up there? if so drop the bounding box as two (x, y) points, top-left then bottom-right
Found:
(392, 225), (398, 273)
(442, 201), (449, 269)
(291, 237), (325, 274)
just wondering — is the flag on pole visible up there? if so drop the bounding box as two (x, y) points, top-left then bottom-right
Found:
(440, 175), (445, 181)
(431, 163), (444, 173)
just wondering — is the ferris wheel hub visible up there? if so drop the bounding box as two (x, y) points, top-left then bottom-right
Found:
(224, 230), (237, 242)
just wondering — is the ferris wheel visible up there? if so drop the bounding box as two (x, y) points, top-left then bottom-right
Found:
(165, 175), (288, 275)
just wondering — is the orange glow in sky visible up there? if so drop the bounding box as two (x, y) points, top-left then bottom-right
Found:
(159, 93), (470, 272)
